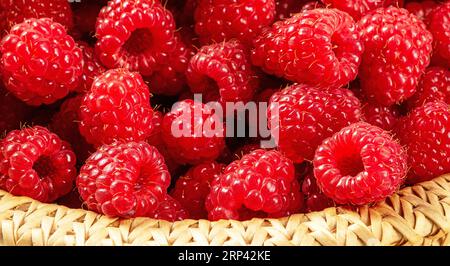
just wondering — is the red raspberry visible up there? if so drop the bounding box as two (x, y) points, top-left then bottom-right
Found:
(405, 1), (438, 21)
(171, 161), (225, 219)
(49, 95), (94, 164)
(0, 18), (83, 106)
(161, 99), (226, 165)
(77, 141), (171, 218)
(149, 195), (188, 222)
(314, 122), (407, 205)
(300, 168), (335, 212)
(427, 2), (450, 68)
(0, 126), (77, 202)
(358, 7), (433, 106)
(75, 42), (106, 93)
(406, 67), (450, 110)
(0, 85), (32, 134)
(206, 149), (303, 221)
(320, 0), (403, 20)
(0, 0), (73, 32)
(186, 40), (259, 104)
(71, 1), (105, 41)
(95, 0), (177, 76)
(268, 84), (363, 163)
(194, 0), (276, 46)
(395, 101), (450, 184)
(275, 1), (323, 20)
(252, 8), (363, 88)
(79, 69), (154, 147)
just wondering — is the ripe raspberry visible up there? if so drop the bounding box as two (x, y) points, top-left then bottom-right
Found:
(358, 7), (433, 106)
(275, 1), (323, 20)
(314, 122), (407, 205)
(300, 168), (335, 212)
(161, 99), (226, 165)
(406, 67), (450, 110)
(77, 141), (171, 218)
(49, 95), (94, 164)
(95, 0), (177, 76)
(171, 161), (225, 219)
(0, 18), (83, 106)
(0, 85), (31, 134)
(0, 126), (77, 202)
(320, 0), (404, 20)
(252, 8), (363, 88)
(0, 0), (73, 32)
(149, 195), (188, 222)
(268, 84), (363, 163)
(427, 2), (450, 68)
(71, 1), (105, 41)
(75, 42), (106, 93)
(186, 40), (259, 104)
(194, 0), (276, 46)
(79, 69), (154, 147)
(395, 101), (450, 184)
(206, 149), (303, 221)
(405, 1), (438, 21)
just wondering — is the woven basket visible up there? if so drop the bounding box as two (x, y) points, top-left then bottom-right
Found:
(0, 174), (449, 246)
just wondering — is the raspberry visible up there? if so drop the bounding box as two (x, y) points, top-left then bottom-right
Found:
(0, 85), (31, 134)
(358, 7), (433, 106)
(206, 149), (303, 221)
(395, 101), (450, 184)
(252, 8), (363, 88)
(161, 99), (226, 165)
(313, 122), (407, 205)
(427, 2), (450, 68)
(49, 95), (94, 164)
(71, 1), (105, 41)
(0, 0), (73, 32)
(149, 195), (188, 222)
(300, 167), (335, 212)
(186, 40), (259, 104)
(275, 1), (323, 20)
(95, 0), (177, 76)
(405, 1), (438, 21)
(320, 0), (404, 20)
(75, 42), (106, 93)
(0, 126), (77, 202)
(194, 0), (276, 46)
(171, 161), (225, 219)
(0, 18), (83, 106)
(268, 84), (363, 163)
(406, 67), (450, 110)
(79, 69), (154, 147)
(77, 141), (171, 218)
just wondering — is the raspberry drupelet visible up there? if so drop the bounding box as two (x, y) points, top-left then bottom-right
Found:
(0, 18), (83, 106)
(171, 161), (225, 219)
(0, 126), (77, 202)
(252, 8), (363, 88)
(161, 99), (226, 165)
(95, 0), (178, 76)
(427, 2), (450, 68)
(77, 141), (171, 218)
(206, 149), (303, 221)
(79, 69), (154, 147)
(320, 0), (404, 20)
(194, 0), (276, 46)
(358, 7), (433, 106)
(186, 40), (259, 104)
(314, 122), (407, 205)
(268, 84), (363, 163)
(395, 101), (450, 184)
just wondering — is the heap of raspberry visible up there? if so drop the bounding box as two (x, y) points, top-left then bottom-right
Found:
(252, 8), (363, 88)
(406, 67), (450, 110)
(358, 7), (433, 106)
(171, 161), (225, 219)
(395, 101), (450, 184)
(186, 40), (259, 104)
(268, 84), (363, 163)
(206, 149), (303, 221)
(313, 122), (407, 205)
(95, 0), (177, 76)
(320, 0), (403, 20)
(0, 126), (77, 203)
(194, 0), (276, 46)
(79, 69), (154, 147)
(161, 99), (225, 165)
(0, 0), (73, 33)
(150, 195), (188, 222)
(0, 18), (83, 106)
(77, 141), (171, 218)
(75, 42), (106, 93)
(427, 2), (450, 68)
